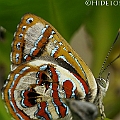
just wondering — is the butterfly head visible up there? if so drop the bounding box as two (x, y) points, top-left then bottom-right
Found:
(96, 72), (110, 94)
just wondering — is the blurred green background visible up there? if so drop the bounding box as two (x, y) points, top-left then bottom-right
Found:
(0, 0), (120, 120)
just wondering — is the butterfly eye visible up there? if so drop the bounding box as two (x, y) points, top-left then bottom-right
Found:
(96, 78), (106, 89)
(99, 79), (106, 88)
(26, 17), (33, 24)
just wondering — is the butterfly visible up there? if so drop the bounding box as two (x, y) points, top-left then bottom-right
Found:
(2, 13), (115, 120)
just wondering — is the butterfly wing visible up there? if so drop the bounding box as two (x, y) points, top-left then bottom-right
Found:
(5, 59), (83, 119)
(12, 14), (97, 101)
(3, 14), (98, 120)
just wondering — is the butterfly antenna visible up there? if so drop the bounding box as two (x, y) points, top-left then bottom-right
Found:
(99, 29), (120, 77)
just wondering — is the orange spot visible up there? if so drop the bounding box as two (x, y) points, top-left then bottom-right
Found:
(59, 106), (67, 118)
(53, 99), (67, 118)
(32, 49), (39, 56)
(44, 26), (52, 38)
(53, 99), (62, 106)
(63, 80), (73, 98)
(52, 90), (59, 99)
(26, 56), (32, 61)
(36, 102), (50, 120)
(37, 37), (47, 48)
(50, 67), (58, 82)
(73, 73), (89, 94)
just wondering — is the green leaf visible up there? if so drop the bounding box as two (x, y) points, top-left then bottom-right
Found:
(0, 97), (11, 119)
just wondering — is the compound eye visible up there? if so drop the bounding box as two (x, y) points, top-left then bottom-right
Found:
(96, 78), (106, 88)
(99, 78), (106, 88)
